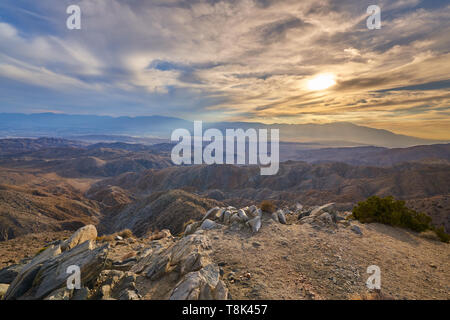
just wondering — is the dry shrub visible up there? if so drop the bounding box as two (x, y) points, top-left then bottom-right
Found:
(419, 230), (441, 242)
(260, 200), (275, 213)
(118, 229), (133, 239)
(96, 234), (114, 242)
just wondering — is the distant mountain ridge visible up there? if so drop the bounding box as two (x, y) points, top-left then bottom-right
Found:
(0, 113), (446, 148)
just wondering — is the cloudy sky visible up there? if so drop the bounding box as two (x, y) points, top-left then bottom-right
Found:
(0, 0), (449, 139)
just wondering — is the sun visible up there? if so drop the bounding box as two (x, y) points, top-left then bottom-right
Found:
(307, 74), (336, 91)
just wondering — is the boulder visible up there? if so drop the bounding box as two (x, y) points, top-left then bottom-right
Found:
(169, 264), (226, 300)
(247, 216), (262, 233)
(237, 209), (249, 222)
(277, 210), (287, 224)
(200, 219), (222, 230)
(61, 225), (98, 251)
(215, 208), (226, 222)
(202, 207), (220, 222)
(310, 203), (335, 217)
(351, 225), (363, 235)
(4, 240), (109, 300)
(230, 213), (242, 224)
(271, 212), (280, 223)
(184, 221), (201, 236)
(223, 211), (232, 224)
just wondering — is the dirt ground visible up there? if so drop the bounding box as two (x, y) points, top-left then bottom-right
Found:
(207, 217), (450, 300)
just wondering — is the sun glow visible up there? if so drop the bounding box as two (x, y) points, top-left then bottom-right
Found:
(307, 74), (336, 91)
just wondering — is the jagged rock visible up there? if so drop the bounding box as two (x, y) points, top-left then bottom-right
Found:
(4, 244), (62, 299)
(44, 287), (73, 300)
(318, 212), (333, 225)
(299, 216), (315, 224)
(201, 219), (222, 230)
(4, 240), (108, 300)
(111, 257), (138, 271)
(277, 210), (287, 224)
(247, 216), (262, 233)
(248, 205), (257, 214)
(61, 225), (98, 251)
(310, 203), (335, 217)
(351, 225), (363, 235)
(169, 264), (225, 300)
(184, 221), (201, 236)
(215, 208), (226, 222)
(92, 270), (139, 300)
(230, 213), (242, 224)
(202, 207), (220, 222)
(115, 235), (123, 241)
(0, 264), (22, 284)
(271, 212), (280, 223)
(144, 254), (170, 280)
(0, 283), (9, 299)
(255, 208), (263, 218)
(238, 209), (249, 222)
(296, 203), (303, 210)
(223, 211), (232, 224)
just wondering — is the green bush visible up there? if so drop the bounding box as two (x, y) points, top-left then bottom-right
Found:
(353, 196), (432, 232)
(433, 226), (450, 243)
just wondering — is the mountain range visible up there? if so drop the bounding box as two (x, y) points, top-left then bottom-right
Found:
(0, 113), (446, 148)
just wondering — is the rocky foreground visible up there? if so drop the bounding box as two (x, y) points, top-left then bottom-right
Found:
(0, 204), (449, 300)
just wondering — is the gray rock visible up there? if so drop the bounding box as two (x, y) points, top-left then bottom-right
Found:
(271, 212), (280, 223)
(202, 207), (220, 222)
(115, 235), (123, 241)
(318, 212), (333, 225)
(184, 221), (201, 236)
(61, 225), (98, 251)
(223, 211), (232, 224)
(277, 210), (287, 224)
(230, 213), (242, 224)
(247, 216), (262, 233)
(0, 264), (22, 284)
(238, 209), (249, 222)
(310, 203), (335, 217)
(351, 225), (363, 235)
(170, 264), (224, 300)
(200, 219), (222, 230)
(215, 208), (226, 222)
(5, 240), (109, 300)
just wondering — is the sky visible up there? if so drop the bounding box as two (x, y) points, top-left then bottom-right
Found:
(0, 0), (449, 139)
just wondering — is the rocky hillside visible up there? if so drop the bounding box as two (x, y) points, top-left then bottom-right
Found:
(0, 203), (448, 300)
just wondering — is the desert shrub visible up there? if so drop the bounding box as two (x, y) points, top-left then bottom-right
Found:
(433, 226), (450, 243)
(96, 234), (114, 242)
(419, 230), (441, 242)
(352, 196), (432, 232)
(118, 229), (133, 239)
(260, 200), (275, 213)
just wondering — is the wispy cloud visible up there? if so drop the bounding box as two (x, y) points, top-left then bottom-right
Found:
(0, 0), (448, 139)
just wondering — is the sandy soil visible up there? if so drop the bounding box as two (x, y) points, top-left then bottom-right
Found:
(207, 217), (450, 300)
